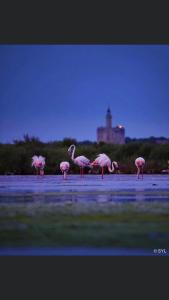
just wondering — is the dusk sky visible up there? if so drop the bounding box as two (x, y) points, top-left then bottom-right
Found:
(0, 45), (169, 143)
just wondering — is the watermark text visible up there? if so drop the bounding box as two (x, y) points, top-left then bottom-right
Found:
(153, 249), (167, 255)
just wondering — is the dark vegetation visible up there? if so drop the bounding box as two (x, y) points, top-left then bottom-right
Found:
(0, 201), (169, 248)
(0, 134), (169, 175)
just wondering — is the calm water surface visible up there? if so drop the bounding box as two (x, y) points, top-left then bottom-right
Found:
(0, 174), (169, 203)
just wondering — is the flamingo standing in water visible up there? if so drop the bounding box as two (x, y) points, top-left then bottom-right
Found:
(91, 153), (119, 179)
(32, 155), (46, 175)
(68, 144), (91, 177)
(60, 161), (70, 180)
(135, 157), (145, 179)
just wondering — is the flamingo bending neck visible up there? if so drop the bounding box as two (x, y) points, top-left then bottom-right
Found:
(108, 162), (115, 173)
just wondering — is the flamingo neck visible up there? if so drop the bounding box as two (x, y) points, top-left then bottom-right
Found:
(108, 162), (115, 173)
(71, 145), (76, 161)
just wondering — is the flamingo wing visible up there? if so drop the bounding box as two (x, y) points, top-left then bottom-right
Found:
(32, 155), (39, 167)
(135, 157), (145, 167)
(75, 156), (90, 167)
(96, 153), (111, 167)
(38, 156), (46, 167)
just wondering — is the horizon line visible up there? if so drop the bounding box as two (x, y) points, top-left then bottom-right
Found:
(1, 135), (169, 144)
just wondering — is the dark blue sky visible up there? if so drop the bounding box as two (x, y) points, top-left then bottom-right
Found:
(0, 45), (169, 143)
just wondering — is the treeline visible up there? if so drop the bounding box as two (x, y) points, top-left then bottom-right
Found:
(125, 136), (169, 144)
(0, 134), (169, 175)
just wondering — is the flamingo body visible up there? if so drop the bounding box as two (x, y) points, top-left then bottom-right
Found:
(32, 155), (46, 175)
(60, 161), (70, 179)
(135, 157), (145, 179)
(91, 153), (119, 178)
(92, 154), (111, 167)
(68, 144), (91, 177)
(74, 156), (90, 167)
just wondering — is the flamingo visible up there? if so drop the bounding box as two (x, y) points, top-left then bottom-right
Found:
(60, 161), (70, 180)
(91, 153), (119, 179)
(32, 155), (46, 175)
(135, 157), (145, 179)
(68, 144), (91, 177)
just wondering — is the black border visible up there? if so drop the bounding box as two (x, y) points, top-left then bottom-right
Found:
(0, 256), (168, 297)
(1, 2), (169, 44)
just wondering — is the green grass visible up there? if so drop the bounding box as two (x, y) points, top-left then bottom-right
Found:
(0, 201), (169, 248)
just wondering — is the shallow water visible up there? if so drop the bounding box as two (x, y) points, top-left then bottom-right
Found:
(0, 174), (169, 203)
(0, 175), (169, 256)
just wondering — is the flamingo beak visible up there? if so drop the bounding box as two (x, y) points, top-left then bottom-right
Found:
(68, 146), (73, 155)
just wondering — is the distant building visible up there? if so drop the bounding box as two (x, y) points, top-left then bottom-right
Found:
(97, 108), (125, 144)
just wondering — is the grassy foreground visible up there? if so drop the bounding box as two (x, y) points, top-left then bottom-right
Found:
(0, 201), (169, 249)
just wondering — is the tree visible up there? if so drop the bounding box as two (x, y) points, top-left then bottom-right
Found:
(62, 138), (77, 147)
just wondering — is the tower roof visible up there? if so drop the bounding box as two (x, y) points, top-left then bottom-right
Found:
(107, 107), (111, 114)
(106, 107), (112, 117)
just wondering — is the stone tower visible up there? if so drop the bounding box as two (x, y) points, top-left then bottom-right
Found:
(106, 107), (112, 128)
(97, 108), (125, 144)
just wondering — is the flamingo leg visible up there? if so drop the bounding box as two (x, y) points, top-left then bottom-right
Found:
(101, 167), (104, 179)
(40, 169), (44, 176)
(137, 168), (140, 179)
(82, 167), (84, 177)
(64, 171), (66, 180)
(141, 167), (143, 180)
(80, 167), (82, 177)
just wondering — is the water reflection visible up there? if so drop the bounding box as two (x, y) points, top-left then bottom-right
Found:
(0, 175), (169, 203)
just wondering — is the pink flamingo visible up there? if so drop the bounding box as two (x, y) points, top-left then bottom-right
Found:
(68, 144), (91, 177)
(135, 157), (145, 179)
(91, 153), (119, 179)
(32, 155), (46, 175)
(60, 161), (70, 180)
